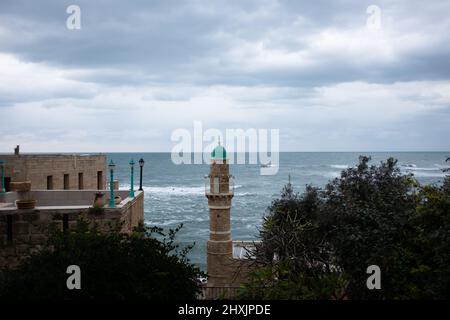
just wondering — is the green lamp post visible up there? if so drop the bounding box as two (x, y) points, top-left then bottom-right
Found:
(129, 159), (135, 198)
(0, 160), (5, 193)
(108, 160), (116, 208)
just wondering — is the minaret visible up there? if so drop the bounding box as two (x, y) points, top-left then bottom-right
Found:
(205, 142), (234, 287)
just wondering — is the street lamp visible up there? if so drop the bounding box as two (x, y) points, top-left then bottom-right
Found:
(129, 159), (135, 198)
(139, 158), (145, 191)
(0, 160), (5, 193)
(108, 160), (116, 208)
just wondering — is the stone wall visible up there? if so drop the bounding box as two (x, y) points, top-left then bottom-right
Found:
(203, 258), (253, 299)
(0, 191), (144, 268)
(0, 154), (107, 190)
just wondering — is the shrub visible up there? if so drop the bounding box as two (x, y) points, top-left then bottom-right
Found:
(0, 221), (204, 300)
(240, 156), (450, 300)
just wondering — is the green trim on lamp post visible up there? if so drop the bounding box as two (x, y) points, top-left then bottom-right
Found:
(129, 159), (135, 198)
(0, 160), (5, 193)
(108, 160), (116, 208)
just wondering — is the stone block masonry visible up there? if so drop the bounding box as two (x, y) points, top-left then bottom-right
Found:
(0, 153), (107, 191)
(0, 191), (144, 268)
(203, 145), (255, 299)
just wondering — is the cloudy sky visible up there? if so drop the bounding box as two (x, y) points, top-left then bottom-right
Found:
(1, 0), (449, 152)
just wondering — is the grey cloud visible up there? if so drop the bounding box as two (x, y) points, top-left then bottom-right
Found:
(0, 0), (449, 87)
(0, 0), (450, 152)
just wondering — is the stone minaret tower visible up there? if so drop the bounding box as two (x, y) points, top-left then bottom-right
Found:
(206, 143), (234, 287)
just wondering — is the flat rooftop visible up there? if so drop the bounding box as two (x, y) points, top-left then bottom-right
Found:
(0, 153), (105, 157)
(0, 189), (141, 211)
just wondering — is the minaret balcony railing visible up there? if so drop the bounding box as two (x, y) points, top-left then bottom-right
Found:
(204, 176), (234, 196)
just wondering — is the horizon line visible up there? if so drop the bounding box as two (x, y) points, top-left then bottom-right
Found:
(1, 151), (450, 154)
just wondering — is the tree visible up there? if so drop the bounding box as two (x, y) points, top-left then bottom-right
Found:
(244, 183), (344, 300)
(0, 220), (203, 300)
(409, 172), (450, 298)
(322, 156), (418, 299)
(240, 156), (450, 299)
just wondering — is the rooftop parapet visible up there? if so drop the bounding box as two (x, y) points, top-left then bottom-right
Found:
(0, 189), (142, 210)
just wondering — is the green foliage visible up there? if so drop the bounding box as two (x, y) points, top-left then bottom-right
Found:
(240, 156), (450, 300)
(0, 221), (204, 300)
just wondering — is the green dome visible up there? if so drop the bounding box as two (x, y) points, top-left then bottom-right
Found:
(211, 145), (227, 160)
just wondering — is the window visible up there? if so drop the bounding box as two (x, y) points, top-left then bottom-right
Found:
(78, 172), (84, 190)
(47, 175), (53, 190)
(97, 171), (103, 189)
(63, 174), (69, 190)
(4, 177), (11, 192)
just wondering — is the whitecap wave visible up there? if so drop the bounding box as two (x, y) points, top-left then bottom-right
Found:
(329, 164), (349, 169)
(301, 171), (341, 179)
(122, 183), (244, 196)
(407, 167), (441, 171)
(401, 163), (417, 168)
(146, 219), (185, 226)
(408, 171), (446, 178)
(121, 184), (204, 195)
(235, 192), (257, 197)
(400, 164), (446, 177)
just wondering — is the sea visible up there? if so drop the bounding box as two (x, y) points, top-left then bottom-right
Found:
(108, 152), (449, 269)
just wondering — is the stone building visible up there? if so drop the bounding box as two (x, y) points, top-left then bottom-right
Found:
(0, 146), (143, 269)
(204, 144), (253, 299)
(0, 189), (144, 268)
(0, 146), (106, 191)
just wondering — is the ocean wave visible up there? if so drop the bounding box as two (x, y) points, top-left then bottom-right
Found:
(122, 184), (244, 196)
(149, 186), (204, 195)
(145, 219), (185, 226)
(403, 167), (442, 171)
(329, 164), (349, 169)
(235, 192), (257, 197)
(300, 171), (341, 179)
(408, 171), (446, 178)
(400, 164), (446, 177)
(121, 184), (203, 195)
(145, 216), (209, 226)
